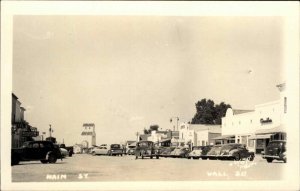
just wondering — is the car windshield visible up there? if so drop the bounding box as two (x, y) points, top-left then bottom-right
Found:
(138, 142), (152, 147)
(111, 144), (121, 149)
(268, 142), (284, 147)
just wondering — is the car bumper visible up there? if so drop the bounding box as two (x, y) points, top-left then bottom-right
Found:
(262, 155), (283, 160)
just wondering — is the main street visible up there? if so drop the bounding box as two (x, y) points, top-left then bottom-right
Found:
(12, 154), (285, 182)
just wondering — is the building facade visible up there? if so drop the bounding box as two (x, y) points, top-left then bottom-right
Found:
(11, 93), (39, 148)
(221, 83), (287, 153)
(81, 123), (96, 149)
(178, 123), (222, 147)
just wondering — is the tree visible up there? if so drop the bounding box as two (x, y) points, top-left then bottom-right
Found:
(143, 124), (159, 134)
(191, 99), (231, 125)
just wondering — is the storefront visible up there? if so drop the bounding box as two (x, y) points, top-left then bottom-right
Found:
(212, 135), (235, 145)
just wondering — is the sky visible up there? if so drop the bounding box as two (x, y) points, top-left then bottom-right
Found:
(13, 16), (285, 146)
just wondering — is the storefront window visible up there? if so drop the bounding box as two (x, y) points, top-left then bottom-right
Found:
(248, 139), (254, 147)
(256, 139), (264, 149)
(241, 136), (247, 145)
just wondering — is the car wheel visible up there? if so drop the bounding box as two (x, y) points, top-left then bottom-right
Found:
(156, 155), (159, 159)
(267, 158), (273, 163)
(48, 154), (57, 163)
(283, 158), (287, 163)
(120, 154), (123, 157)
(248, 155), (254, 161)
(41, 160), (48, 164)
(92, 152), (96, 156)
(135, 155), (138, 160)
(234, 154), (240, 161)
(69, 152), (73, 157)
(142, 155), (144, 159)
(150, 156), (153, 159)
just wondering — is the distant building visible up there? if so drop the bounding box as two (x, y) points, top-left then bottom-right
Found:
(81, 123), (96, 150)
(178, 123), (221, 147)
(73, 144), (83, 154)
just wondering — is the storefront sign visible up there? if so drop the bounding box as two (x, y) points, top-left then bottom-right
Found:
(22, 131), (39, 137)
(260, 118), (272, 124)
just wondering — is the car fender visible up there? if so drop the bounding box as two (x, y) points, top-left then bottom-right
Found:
(229, 149), (239, 155)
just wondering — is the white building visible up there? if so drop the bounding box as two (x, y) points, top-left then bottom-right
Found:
(178, 123), (221, 147)
(221, 83), (287, 153)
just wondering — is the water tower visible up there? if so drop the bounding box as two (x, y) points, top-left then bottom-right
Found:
(81, 123), (96, 148)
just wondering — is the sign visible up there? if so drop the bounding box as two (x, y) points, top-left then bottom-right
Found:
(260, 118), (272, 124)
(22, 131), (39, 137)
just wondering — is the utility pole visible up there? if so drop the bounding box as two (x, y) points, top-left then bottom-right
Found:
(135, 132), (139, 142)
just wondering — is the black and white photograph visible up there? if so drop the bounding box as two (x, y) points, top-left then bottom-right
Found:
(1, 1), (299, 191)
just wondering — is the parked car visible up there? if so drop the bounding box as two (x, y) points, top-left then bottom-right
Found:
(135, 141), (159, 159)
(11, 141), (62, 165)
(199, 145), (213, 160)
(126, 146), (136, 155)
(59, 147), (69, 158)
(218, 144), (255, 161)
(170, 147), (190, 158)
(262, 140), (286, 163)
(159, 147), (176, 157)
(91, 146), (109, 155)
(108, 144), (123, 156)
(59, 144), (73, 157)
(205, 145), (222, 160)
(187, 146), (203, 159)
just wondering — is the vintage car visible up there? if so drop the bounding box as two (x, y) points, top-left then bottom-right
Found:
(199, 145), (213, 160)
(127, 148), (136, 155)
(159, 147), (175, 157)
(135, 141), (159, 159)
(205, 145), (222, 160)
(187, 146), (203, 159)
(11, 141), (62, 165)
(262, 140), (286, 163)
(108, 144), (123, 156)
(170, 147), (190, 158)
(91, 145), (109, 155)
(59, 147), (69, 158)
(218, 144), (255, 161)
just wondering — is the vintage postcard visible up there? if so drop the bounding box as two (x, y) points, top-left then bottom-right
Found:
(1, 1), (299, 191)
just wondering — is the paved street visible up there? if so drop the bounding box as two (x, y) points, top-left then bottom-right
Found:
(12, 154), (285, 182)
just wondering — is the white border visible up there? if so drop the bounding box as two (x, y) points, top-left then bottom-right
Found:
(1, 1), (299, 191)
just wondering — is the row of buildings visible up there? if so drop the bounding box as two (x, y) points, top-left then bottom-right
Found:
(137, 83), (287, 154)
(11, 93), (40, 148)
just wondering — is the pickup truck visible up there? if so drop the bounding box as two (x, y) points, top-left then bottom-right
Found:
(11, 141), (62, 165)
(108, 144), (123, 156)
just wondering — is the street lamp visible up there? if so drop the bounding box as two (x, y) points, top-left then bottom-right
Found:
(170, 117), (179, 131)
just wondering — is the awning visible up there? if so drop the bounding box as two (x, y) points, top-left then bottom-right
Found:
(212, 135), (235, 140)
(160, 139), (171, 143)
(249, 134), (274, 140)
(128, 142), (136, 147)
(255, 125), (286, 135)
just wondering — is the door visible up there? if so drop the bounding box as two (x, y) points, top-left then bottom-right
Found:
(24, 142), (40, 160)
